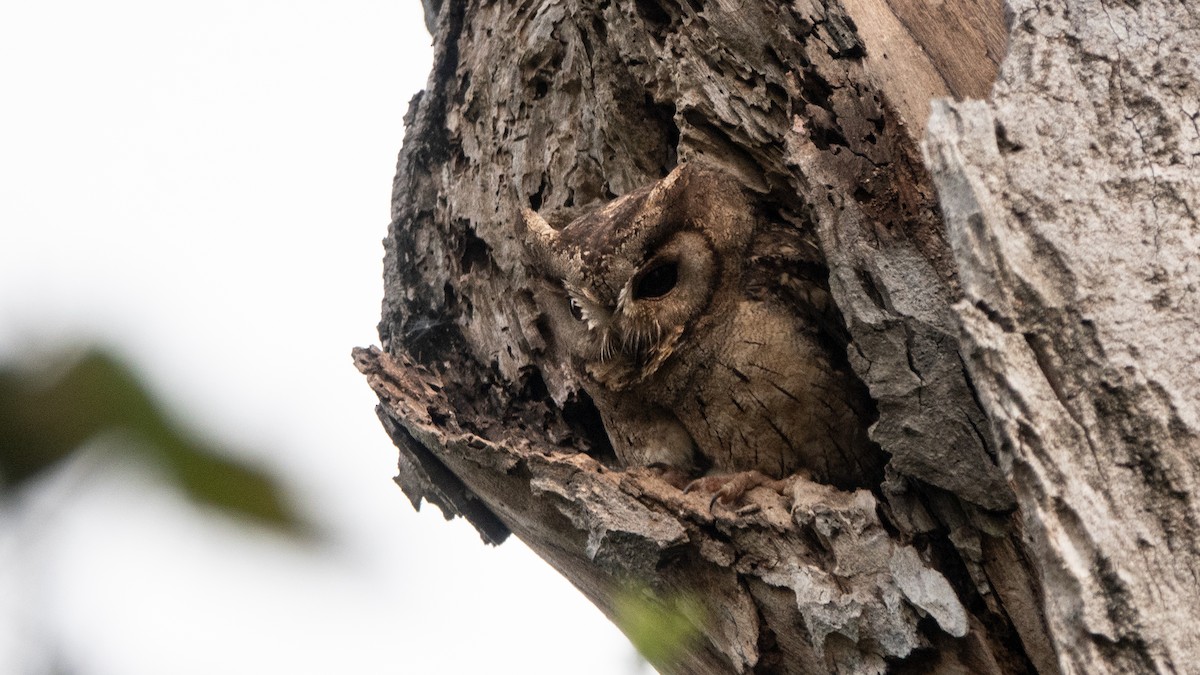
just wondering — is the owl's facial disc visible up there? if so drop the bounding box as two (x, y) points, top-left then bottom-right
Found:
(611, 230), (718, 362)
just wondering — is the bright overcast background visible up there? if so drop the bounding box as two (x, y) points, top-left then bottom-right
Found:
(0, 1), (644, 673)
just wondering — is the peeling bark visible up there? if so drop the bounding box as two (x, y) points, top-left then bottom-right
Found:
(354, 0), (1197, 671)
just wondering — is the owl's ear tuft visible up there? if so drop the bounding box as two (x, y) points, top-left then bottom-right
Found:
(520, 207), (557, 247)
(643, 163), (692, 214)
(518, 207), (569, 278)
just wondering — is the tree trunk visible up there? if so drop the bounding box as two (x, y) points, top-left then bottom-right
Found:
(922, 0), (1200, 671)
(354, 0), (1198, 672)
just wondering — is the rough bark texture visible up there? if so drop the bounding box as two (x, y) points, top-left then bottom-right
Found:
(353, 0), (1190, 671)
(924, 1), (1200, 672)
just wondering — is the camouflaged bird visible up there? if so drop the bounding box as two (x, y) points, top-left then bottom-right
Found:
(519, 163), (885, 494)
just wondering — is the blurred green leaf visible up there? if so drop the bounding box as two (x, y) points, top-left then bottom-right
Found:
(614, 583), (705, 669)
(0, 347), (304, 533)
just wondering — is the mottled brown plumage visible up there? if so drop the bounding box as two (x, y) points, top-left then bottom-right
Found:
(520, 163), (885, 490)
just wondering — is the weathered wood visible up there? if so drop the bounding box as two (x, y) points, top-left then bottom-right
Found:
(358, 0), (1081, 671)
(924, 0), (1200, 672)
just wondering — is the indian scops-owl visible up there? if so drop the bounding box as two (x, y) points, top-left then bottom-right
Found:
(519, 163), (885, 490)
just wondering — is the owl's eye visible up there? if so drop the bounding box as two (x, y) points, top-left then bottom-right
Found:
(569, 297), (586, 321)
(633, 261), (678, 300)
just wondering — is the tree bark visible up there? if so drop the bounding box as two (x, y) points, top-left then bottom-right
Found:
(355, 0), (1198, 672)
(923, 1), (1200, 671)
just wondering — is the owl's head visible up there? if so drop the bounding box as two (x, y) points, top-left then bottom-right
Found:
(519, 163), (755, 389)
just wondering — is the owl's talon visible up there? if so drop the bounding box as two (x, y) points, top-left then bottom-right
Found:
(685, 470), (787, 511)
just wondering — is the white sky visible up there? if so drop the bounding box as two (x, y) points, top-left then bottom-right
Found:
(0, 1), (645, 673)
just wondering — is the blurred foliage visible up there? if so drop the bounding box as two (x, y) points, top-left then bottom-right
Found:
(0, 347), (304, 533)
(614, 582), (705, 669)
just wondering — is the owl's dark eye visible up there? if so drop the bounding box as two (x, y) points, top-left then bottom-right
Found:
(569, 297), (586, 321)
(633, 261), (678, 299)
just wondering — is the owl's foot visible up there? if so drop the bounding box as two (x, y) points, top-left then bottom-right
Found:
(644, 463), (694, 490)
(684, 470), (791, 511)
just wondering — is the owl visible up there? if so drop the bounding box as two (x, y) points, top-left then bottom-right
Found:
(519, 163), (884, 492)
